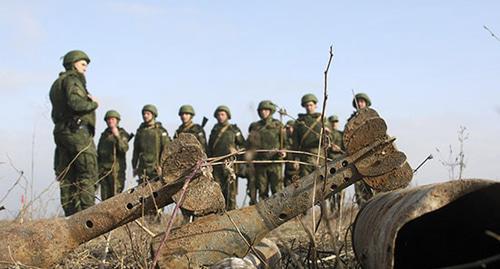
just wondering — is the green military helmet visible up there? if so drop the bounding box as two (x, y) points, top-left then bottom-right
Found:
(142, 104), (158, 118)
(178, 104), (195, 116)
(214, 105), (231, 119)
(104, 110), (121, 121)
(301, 93), (318, 107)
(63, 50), (90, 70)
(328, 115), (339, 123)
(257, 100), (276, 114)
(352, 93), (372, 108)
(286, 120), (295, 127)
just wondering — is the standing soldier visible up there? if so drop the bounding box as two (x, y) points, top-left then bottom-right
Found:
(349, 93), (375, 207)
(284, 120), (299, 186)
(327, 114), (345, 214)
(97, 110), (130, 201)
(174, 105), (207, 152)
(208, 105), (245, 210)
(132, 104), (171, 184)
(50, 50), (99, 216)
(327, 115), (344, 159)
(247, 101), (286, 201)
(292, 93), (328, 177)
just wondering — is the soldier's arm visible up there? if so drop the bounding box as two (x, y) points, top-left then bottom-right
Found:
(64, 77), (98, 113)
(116, 129), (129, 153)
(131, 131), (139, 169)
(160, 128), (171, 152)
(197, 127), (208, 154)
(233, 125), (246, 148)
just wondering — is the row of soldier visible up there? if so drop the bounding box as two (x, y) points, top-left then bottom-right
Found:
(50, 50), (374, 217)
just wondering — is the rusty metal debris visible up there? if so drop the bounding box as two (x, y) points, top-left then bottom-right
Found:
(150, 108), (412, 268)
(0, 134), (224, 268)
(352, 179), (500, 269)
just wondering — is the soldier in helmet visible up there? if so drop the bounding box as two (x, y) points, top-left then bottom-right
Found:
(247, 100), (286, 201)
(327, 115), (344, 158)
(292, 93), (329, 177)
(97, 110), (130, 201)
(349, 93), (374, 207)
(208, 105), (245, 210)
(50, 50), (99, 216)
(174, 105), (207, 152)
(284, 120), (299, 186)
(132, 104), (171, 184)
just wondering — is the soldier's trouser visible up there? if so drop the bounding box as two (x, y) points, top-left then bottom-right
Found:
(54, 128), (97, 216)
(99, 172), (125, 201)
(354, 180), (374, 207)
(300, 148), (322, 178)
(213, 165), (237, 210)
(255, 163), (283, 200)
(284, 163), (299, 187)
(247, 172), (257, 205)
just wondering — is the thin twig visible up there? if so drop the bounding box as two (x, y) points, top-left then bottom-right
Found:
(483, 25), (500, 43)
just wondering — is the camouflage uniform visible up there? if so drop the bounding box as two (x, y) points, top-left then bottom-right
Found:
(327, 115), (345, 214)
(350, 93), (375, 207)
(174, 105), (207, 153)
(284, 120), (299, 186)
(132, 105), (171, 183)
(293, 94), (327, 177)
(247, 101), (285, 201)
(208, 106), (245, 210)
(50, 50), (98, 216)
(97, 110), (130, 201)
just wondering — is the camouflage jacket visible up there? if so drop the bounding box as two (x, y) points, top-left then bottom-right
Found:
(328, 129), (344, 157)
(49, 70), (98, 135)
(132, 122), (171, 176)
(293, 112), (327, 151)
(208, 122), (245, 157)
(174, 121), (207, 153)
(247, 117), (284, 160)
(97, 127), (130, 175)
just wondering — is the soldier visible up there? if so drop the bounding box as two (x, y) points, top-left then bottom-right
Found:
(208, 105), (245, 210)
(174, 105), (207, 152)
(132, 104), (171, 184)
(349, 93), (375, 207)
(327, 115), (344, 158)
(247, 101), (286, 201)
(292, 93), (329, 177)
(50, 50), (99, 216)
(327, 115), (345, 215)
(97, 110), (130, 201)
(284, 120), (299, 186)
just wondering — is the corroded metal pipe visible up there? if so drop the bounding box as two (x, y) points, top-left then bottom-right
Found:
(353, 179), (500, 269)
(151, 109), (412, 268)
(0, 134), (224, 268)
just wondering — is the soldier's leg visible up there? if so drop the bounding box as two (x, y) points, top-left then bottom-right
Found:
(269, 164), (284, 195)
(247, 172), (257, 205)
(74, 151), (98, 212)
(255, 164), (269, 201)
(228, 176), (237, 210)
(55, 136), (77, 216)
(213, 166), (229, 208)
(100, 174), (113, 201)
(354, 180), (373, 207)
(300, 155), (316, 177)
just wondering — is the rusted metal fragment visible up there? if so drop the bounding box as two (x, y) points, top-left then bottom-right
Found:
(151, 110), (412, 268)
(363, 161), (412, 192)
(352, 179), (500, 269)
(343, 108), (380, 146)
(173, 173), (225, 215)
(0, 134), (220, 268)
(344, 117), (387, 155)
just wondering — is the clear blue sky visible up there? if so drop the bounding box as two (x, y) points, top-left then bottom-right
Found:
(1, 0), (499, 218)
